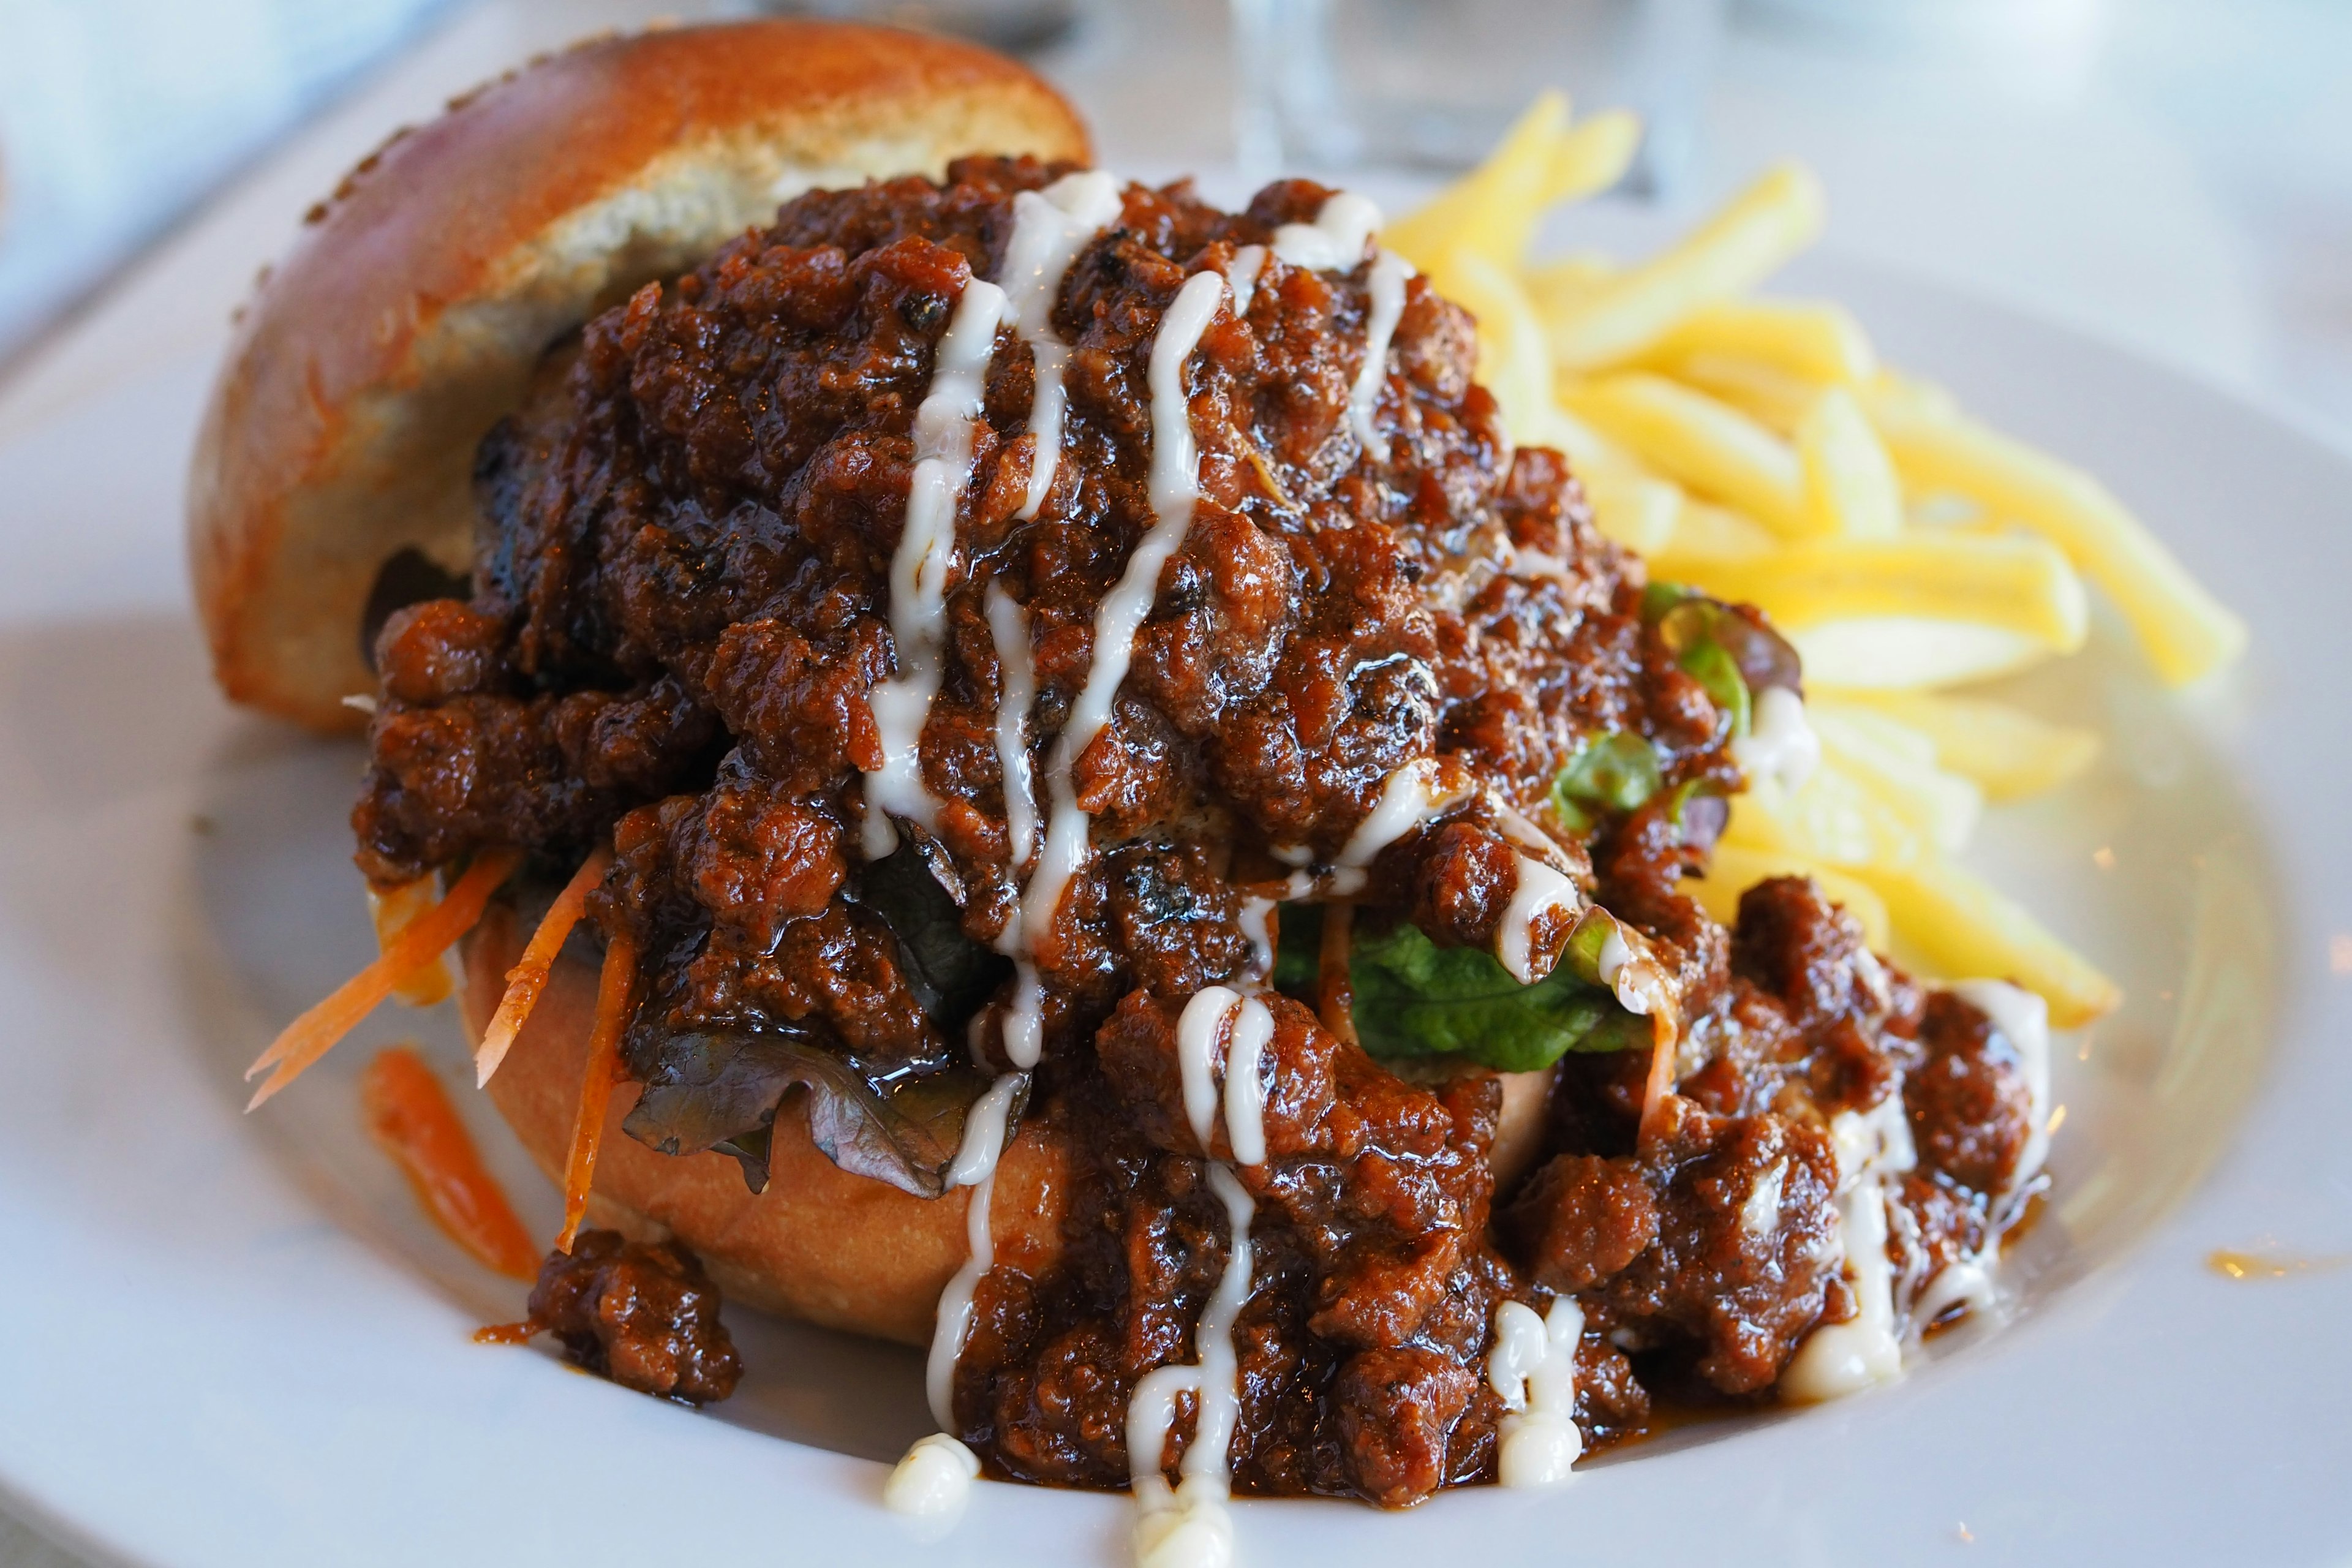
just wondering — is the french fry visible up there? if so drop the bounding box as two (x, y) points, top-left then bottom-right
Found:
(1543, 164), (1825, 371)
(1561, 372), (1807, 533)
(1583, 467), (1684, 556)
(1526, 253), (1617, 322)
(1540, 110), (1642, 207)
(1662, 352), (1814, 434)
(1385, 92), (1569, 276)
(1651, 496), (1777, 567)
(1724, 765), (1925, 872)
(1646, 298), (1876, 386)
(1814, 689), (2100, 802)
(1432, 246), (1585, 453)
(1808, 706), (1983, 854)
(1787, 617), (2056, 690)
(1689, 843), (1893, 950)
(1670, 532), (2089, 650)
(1797, 386), (1903, 538)
(1856, 857), (2121, 1027)
(1863, 394), (2248, 686)
(1731, 772), (2117, 1025)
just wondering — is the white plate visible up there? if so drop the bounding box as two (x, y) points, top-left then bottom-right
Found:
(1, 256), (2348, 1567)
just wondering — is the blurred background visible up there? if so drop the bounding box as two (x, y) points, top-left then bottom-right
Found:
(0, 0), (2346, 446)
(0, 0), (2340, 1560)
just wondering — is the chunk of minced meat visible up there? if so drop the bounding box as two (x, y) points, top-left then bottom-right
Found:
(1596, 1096), (1843, 1394)
(1904, 989), (2034, 1194)
(527, 1230), (742, 1404)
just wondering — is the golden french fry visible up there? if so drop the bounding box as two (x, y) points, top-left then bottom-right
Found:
(1689, 843), (1893, 950)
(1788, 618), (2054, 690)
(1540, 110), (1642, 206)
(1527, 253), (1618, 322)
(1650, 496), (1777, 568)
(1724, 765), (1925, 872)
(1856, 856), (2122, 1027)
(1797, 386), (1903, 538)
(1809, 706), (1983, 854)
(1386, 92), (1569, 276)
(1661, 352), (1814, 433)
(1646, 298), (1876, 386)
(1583, 468), (1683, 555)
(1868, 368), (1959, 421)
(1814, 689), (2101, 802)
(1432, 246), (1587, 454)
(1561, 372), (1807, 533)
(1669, 532), (2089, 650)
(1544, 164), (1826, 371)
(1863, 393), (2247, 686)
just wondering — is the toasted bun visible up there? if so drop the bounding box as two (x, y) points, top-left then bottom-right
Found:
(460, 905), (1068, 1346)
(189, 20), (1090, 732)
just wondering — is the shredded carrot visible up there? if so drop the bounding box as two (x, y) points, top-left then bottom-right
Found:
(361, 1045), (541, 1280)
(1317, 901), (1360, 1047)
(1635, 1011), (1678, 1152)
(476, 846), (612, 1087)
(556, 930), (638, 1253)
(246, 848), (522, 1110)
(369, 877), (456, 1007)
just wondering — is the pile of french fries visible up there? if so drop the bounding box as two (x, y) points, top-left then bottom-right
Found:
(1389, 96), (2250, 1028)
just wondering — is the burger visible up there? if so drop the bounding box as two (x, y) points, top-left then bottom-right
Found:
(192, 17), (2052, 1538)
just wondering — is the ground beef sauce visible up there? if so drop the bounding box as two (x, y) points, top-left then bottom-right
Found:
(356, 160), (2034, 1502)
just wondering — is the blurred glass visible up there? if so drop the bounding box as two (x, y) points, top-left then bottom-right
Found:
(1227, 0), (1722, 192)
(753, 0), (1083, 51)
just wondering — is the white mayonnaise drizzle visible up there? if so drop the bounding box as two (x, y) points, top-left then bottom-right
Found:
(1279, 756), (1471, 895)
(1782, 1177), (1902, 1401)
(1175, 986), (1275, 1167)
(1129, 1162), (1256, 1568)
(1787, 978), (2056, 1385)
(1221, 1003), (1273, 1168)
(1563, 908), (1659, 1017)
(1740, 1158), (1789, 1238)
(913, 252), (1245, 1542)
(986, 584), (1039, 869)
(1491, 801), (1563, 858)
(1225, 244), (1268, 318)
(924, 1071), (1027, 1428)
(1496, 853), (1581, 985)
(1000, 171), (1125, 519)
(1486, 1295), (1585, 1488)
(1270, 190), (1381, 271)
(1264, 193), (1409, 462)
(1237, 894), (1278, 979)
(1022, 268), (1229, 954)
(1783, 1093), (1915, 1401)
(1732, 685), (1822, 795)
(884, 1432), (982, 1526)
(1349, 251), (1412, 461)
(1948, 978), (2052, 1198)
(864, 276), (1011, 857)
(997, 959), (1046, 1071)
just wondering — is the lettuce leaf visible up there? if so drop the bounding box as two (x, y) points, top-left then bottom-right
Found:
(622, 1027), (993, 1197)
(1275, 907), (1650, 1072)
